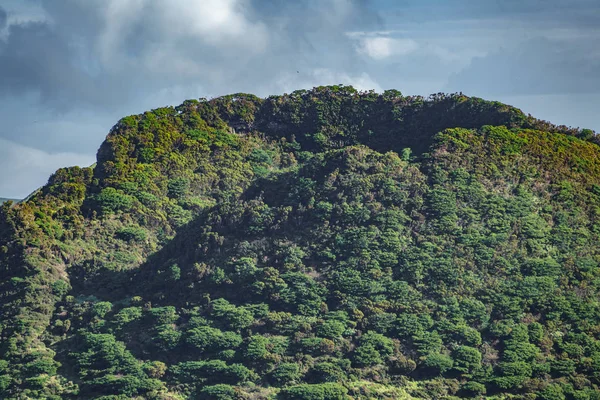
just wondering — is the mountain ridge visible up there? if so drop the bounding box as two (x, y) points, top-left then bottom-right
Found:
(1, 86), (600, 400)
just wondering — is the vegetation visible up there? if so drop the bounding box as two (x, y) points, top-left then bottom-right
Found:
(1, 86), (599, 399)
(0, 198), (20, 204)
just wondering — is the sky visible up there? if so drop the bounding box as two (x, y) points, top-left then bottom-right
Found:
(0, 0), (599, 198)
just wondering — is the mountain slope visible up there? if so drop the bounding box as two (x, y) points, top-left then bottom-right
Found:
(1, 86), (599, 400)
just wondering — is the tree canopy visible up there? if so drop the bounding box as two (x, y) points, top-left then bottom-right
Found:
(1, 86), (599, 399)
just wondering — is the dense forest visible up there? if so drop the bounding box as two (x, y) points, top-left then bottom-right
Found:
(1, 86), (600, 399)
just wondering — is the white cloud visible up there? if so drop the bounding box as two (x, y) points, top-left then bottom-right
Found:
(355, 36), (419, 60)
(274, 68), (382, 94)
(0, 138), (95, 198)
(1, 0), (597, 198)
(0, 0), (382, 196)
(97, 0), (269, 74)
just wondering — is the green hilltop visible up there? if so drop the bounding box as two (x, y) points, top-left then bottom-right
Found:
(1, 86), (600, 399)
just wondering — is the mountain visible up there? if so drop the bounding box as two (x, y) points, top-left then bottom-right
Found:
(1, 86), (600, 400)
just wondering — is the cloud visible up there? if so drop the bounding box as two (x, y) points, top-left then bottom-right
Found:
(0, 0), (380, 112)
(0, 7), (6, 30)
(0, 0), (273, 109)
(494, 93), (600, 131)
(94, 0), (270, 75)
(355, 36), (418, 60)
(0, 138), (95, 198)
(0, 0), (383, 196)
(0, 0), (598, 197)
(0, 20), (96, 108)
(377, 0), (600, 29)
(446, 36), (600, 96)
(0, 94), (112, 153)
(274, 68), (382, 94)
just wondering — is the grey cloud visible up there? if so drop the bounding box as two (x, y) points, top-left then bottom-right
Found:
(495, 93), (600, 131)
(386, 0), (600, 27)
(0, 7), (7, 30)
(0, 0), (598, 197)
(0, 21), (98, 109)
(0, 1), (381, 144)
(0, 138), (94, 199)
(0, 0), (381, 113)
(445, 37), (600, 97)
(0, 0), (383, 197)
(491, 0), (600, 29)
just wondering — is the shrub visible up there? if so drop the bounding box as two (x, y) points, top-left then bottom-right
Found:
(353, 344), (382, 367)
(538, 384), (566, 400)
(249, 148), (274, 165)
(185, 326), (243, 353)
(172, 360), (257, 385)
(307, 362), (345, 383)
(453, 346), (481, 374)
(270, 363), (302, 386)
(280, 383), (348, 400)
(51, 279), (70, 297)
(94, 188), (134, 213)
(461, 381), (486, 396)
(116, 226), (147, 242)
(167, 177), (190, 199)
(316, 320), (346, 339)
(92, 302), (113, 318)
(423, 353), (454, 376)
(199, 384), (237, 400)
(168, 264), (181, 281)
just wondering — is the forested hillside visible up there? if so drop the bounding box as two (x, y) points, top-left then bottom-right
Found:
(1, 86), (600, 400)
